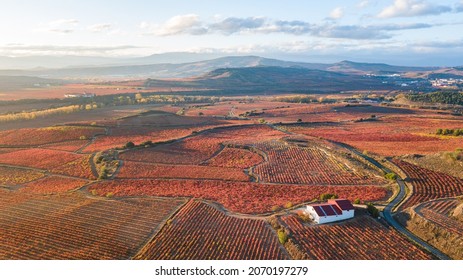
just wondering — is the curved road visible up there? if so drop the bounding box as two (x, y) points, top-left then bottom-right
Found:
(334, 141), (451, 260)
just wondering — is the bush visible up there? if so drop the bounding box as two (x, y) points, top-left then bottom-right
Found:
(105, 192), (114, 198)
(258, 118), (266, 124)
(353, 198), (361, 204)
(124, 141), (135, 149)
(297, 118), (302, 123)
(277, 229), (288, 244)
(384, 172), (397, 180)
(271, 205), (281, 212)
(320, 193), (338, 201)
(284, 202), (293, 209)
(366, 203), (380, 218)
(79, 135), (88, 140)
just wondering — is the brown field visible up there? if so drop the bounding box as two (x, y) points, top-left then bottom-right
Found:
(281, 214), (432, 260)
(135, 200), (289, 260)
(1, 97), (462, 260)
(0, 190), (186, 259)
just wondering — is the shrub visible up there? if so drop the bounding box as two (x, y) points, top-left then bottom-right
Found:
(271, 205), (281, 212)
(277, 229), (288, 244)
(353, 198), (361, 204)
(124, 141), (135, 149)
(258, 118), (266, 124)
(79, 135), (88, 140)
(436, 128), (443, 135)
(384, 172), (397, 180)
(297, 118), (302, 123)
(284, 202), (293, 209)
(105, 192), (114, 198)
(320, 193), (338, 201)
(366, 203), (379, 218)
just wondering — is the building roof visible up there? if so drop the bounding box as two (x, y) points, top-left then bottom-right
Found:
(310, 204), (342, 217)
(329, 199), (355, 211)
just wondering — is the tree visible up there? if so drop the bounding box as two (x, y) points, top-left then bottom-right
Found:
(436, 128), (443, 135)
(366, 203), (379, 218)
(384, 172), (397, 180)
(124, 141), (135, 149)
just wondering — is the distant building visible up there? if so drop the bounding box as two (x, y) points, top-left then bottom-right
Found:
(64, 92), (96, 98)
(305, 199), (355, 224)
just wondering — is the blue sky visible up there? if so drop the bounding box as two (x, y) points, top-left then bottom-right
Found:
(1, 0), (463, 65)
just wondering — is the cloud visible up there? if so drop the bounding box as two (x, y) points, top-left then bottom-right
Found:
(141, 14), (438, 40)
(357, 0), (370, 8)
(0, 44), (140, 56)
(377, 0), (452, 18)
(147, 14), (207, 36)
(456, 1), (463, 12)
(329, 7), (344, 19)
(210, 17), (266, 34)
(45, 19), (79, 33)
(87, 23), (112, 33)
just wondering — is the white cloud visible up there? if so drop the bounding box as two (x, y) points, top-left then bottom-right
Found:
(0, 44), (140, 56)
(377, 0), (452, 18)
(329, 7), (344, 19)
(37, 19), (80, 33)
(87, 23), (112, 33)
(154, 14), (206, 36)
(357, 0), (370, 8)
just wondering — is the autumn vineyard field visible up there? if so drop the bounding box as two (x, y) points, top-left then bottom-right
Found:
(1, 99), (462, 260)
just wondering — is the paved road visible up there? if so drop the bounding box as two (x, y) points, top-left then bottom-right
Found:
(331, 141), (451, 260)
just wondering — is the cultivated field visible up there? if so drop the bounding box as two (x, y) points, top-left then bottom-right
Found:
(135, 200), (289, 260)
(1, 97), (462, 260)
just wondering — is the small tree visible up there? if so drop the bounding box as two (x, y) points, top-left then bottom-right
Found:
(124, 141), (135, 149)
(436, 128), (443, 135)
(277, 229), (288, 244)
(320, 193), (338, 201)
(366, 203), (379, 218)
(258, 118), (266, 124)
(384, 172), (397, 181)
(353, 198), (361, 204)
(297, 118), (302, 123)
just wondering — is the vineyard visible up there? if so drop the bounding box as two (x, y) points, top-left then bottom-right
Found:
(51, 154), (96, 179)
(281, 215), (432, 260)
(134, 200), (289, 260)
(0, 126), (104, 147)
(0, 191), (186, 259)
(89, 179), (387, 214)
(415, 199), (463, 236)
(251, 140), (380, 185)
(119, 125), (285, 165)
(0, 166), (45, 185)
(40, 140), (89, 152)
(82, 126), (200, 153)
(205, 147), (264, 168)
(392, 160), (463, 210)
(0, 149), (82, 170)
(21, 176), (89, 194)
(117, 161), (249, 181)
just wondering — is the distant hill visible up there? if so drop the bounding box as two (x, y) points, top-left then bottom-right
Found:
(0, 76), (64, 91)
(0, 55), (444, 80)
(144, 66), (403, 94)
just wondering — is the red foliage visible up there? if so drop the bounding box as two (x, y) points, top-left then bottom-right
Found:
(51, 154), (96, 179)
(393, 160), (463, 210)
(40, 140), (89, 152)
(0, 191), (186, 259)
(21, 176), (88, 194)
(89, 179), (387, 214)
(135, 200), (289, 260)
(0, 126), (104, 147)
(205, 147), (263, 168)
(282, 215), (432, 260)
(0, 166), (45, 185)
(117, 161), (249, 181)
(120, 125), (285, 165)
(0, 148), (81, 170)
(251, 140), (382, 185)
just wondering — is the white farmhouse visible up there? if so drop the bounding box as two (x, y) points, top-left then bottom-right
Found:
(305, 199), (355, 224)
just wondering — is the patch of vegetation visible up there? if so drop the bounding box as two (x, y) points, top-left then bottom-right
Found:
(366, 203), (380, 218)
(277, 228), (289, 245)
(319, 193), (338, 201)
(384, 172), (398, 180)
(436, 128), (463, 136)
(407, 91), (463, 106)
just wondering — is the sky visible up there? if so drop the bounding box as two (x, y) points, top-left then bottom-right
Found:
(1, 0), (463, 66)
